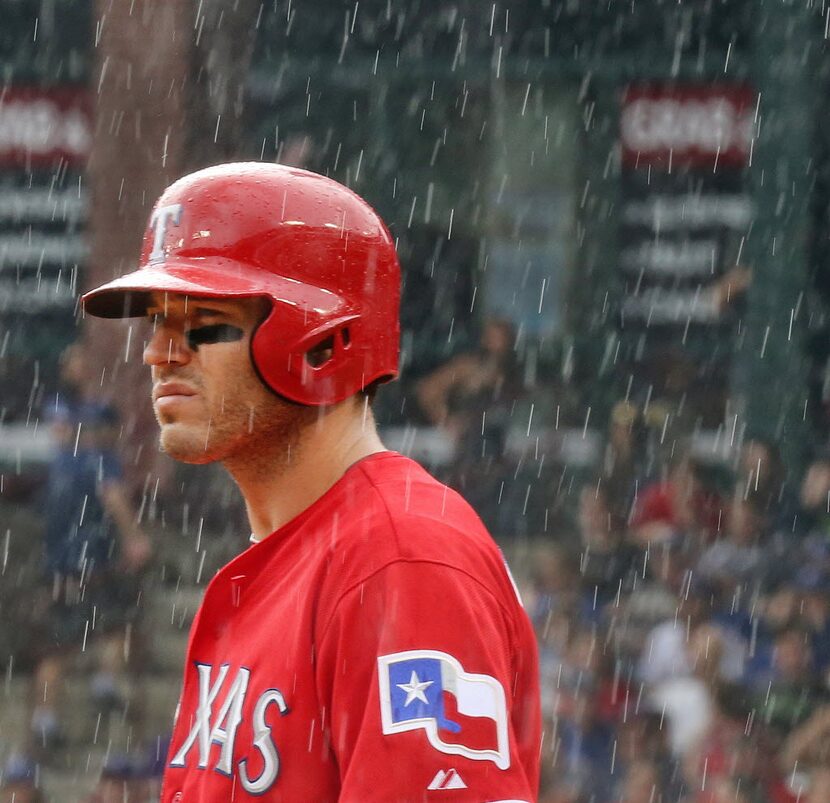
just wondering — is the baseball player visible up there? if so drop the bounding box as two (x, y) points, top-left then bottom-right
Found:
(82, 163), (540, 802)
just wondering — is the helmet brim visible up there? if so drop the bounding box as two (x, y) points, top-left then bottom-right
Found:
(82, 258), (344, 319)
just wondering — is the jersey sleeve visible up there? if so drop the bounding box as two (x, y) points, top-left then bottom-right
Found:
(315, 560), (540, 803)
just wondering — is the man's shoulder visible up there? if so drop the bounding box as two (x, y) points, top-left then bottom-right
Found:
(353, 452), (495, 545)
(329, 452), (510, 587)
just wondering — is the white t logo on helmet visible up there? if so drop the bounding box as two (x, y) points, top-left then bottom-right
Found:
(149, 203), (183, 263)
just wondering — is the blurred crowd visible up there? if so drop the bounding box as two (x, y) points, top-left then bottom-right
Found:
(0, 746), (167, 803)
(523, 419), (830, 803)
(0, 345), (159, 802)
(415, 320), (830, 802)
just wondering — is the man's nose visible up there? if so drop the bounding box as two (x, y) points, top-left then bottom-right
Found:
(143, 324), (192, 366)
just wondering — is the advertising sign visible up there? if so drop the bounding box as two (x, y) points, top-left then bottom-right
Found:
(0, 86), (91, 422)
(0, 86), (91, 168)
(617, 83), (755, 430)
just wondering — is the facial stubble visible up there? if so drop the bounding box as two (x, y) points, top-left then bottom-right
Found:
(157, 379), (316, 474)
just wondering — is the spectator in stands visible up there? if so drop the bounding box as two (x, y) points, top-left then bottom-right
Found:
(82, 752), (149, 803)
(416, 317), (522, 458)
(639, 582), (746, 756)
(607, 534), (692, 663)
(742, 568), (830, 694)
(779, 705), (830, 803)
(697, 490), (766, 601)
(544, 627), (620, 802)
(804, 767), (830, 803)
(0, 754), (46, 803)
(48, 344), (115, 450)
(649, 622), (722, 757)
(782, 704), (830, 766)
(796, 449), (830, 541)
(687, 682), (794, 803)
(573, 484), (642, 617)
(601, 400), (650, 523)
(630, 449), (723, 548)
(532, 546), (584, 720)
(750, 624), (829, 739)
(782, 707), (830, 799)
(744, 583), (800, 689)
(615, 759), (663, 803)
(793, 567), (830, 674)
(30, 402), (151, 749)
(695, 776), (753, 803)
(737, 435), (799, 535)
(792, 450), (830, 592)
(616, 710), (687, 801)
(416, 318), (524, 530)
(528, 543), (581, 634)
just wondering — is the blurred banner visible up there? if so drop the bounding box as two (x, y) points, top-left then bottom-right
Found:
(617, 83), (755, 430)
(0, 86), (91, 167)
(0, 86), (91, 421)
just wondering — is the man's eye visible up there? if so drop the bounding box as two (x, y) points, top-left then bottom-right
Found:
(186, 323), (244, 349)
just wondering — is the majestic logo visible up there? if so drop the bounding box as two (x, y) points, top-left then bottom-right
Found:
(428, 768), (468, 790)
(169, 663), (288, 794)
(378, 650), (510, 769)
(148, 202), (183, 263)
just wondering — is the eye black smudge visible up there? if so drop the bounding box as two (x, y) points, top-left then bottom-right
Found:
(186, 324), (245, 350)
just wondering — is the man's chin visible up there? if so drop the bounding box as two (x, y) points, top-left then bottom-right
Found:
(159, 427), (219, 465)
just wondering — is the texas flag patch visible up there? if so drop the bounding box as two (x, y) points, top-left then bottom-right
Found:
(377, 650), (510, 769)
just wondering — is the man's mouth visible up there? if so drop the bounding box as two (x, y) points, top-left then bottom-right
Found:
(153, 382), (199, 408)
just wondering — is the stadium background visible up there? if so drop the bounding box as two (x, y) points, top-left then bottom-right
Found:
(1, 2), (830, 801)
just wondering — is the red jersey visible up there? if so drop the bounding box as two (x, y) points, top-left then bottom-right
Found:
(160, 452), (540, 802)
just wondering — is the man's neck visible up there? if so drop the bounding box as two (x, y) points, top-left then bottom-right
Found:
(228, 399), (386, 541)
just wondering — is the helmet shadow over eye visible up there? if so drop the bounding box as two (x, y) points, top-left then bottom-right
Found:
(186, 323), (245, 350)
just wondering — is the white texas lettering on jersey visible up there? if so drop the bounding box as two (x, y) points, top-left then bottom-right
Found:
(169, 663), (288, 793)
(239, 689), (289, 794)
(148, 202), (183, 263)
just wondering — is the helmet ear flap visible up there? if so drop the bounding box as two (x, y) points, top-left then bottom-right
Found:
(252, 311), (364, 405)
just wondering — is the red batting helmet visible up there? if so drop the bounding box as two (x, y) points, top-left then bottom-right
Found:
(82, 162), (400, 406)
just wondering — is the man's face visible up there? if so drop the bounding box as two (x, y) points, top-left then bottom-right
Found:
(142, 292), (312, 466)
